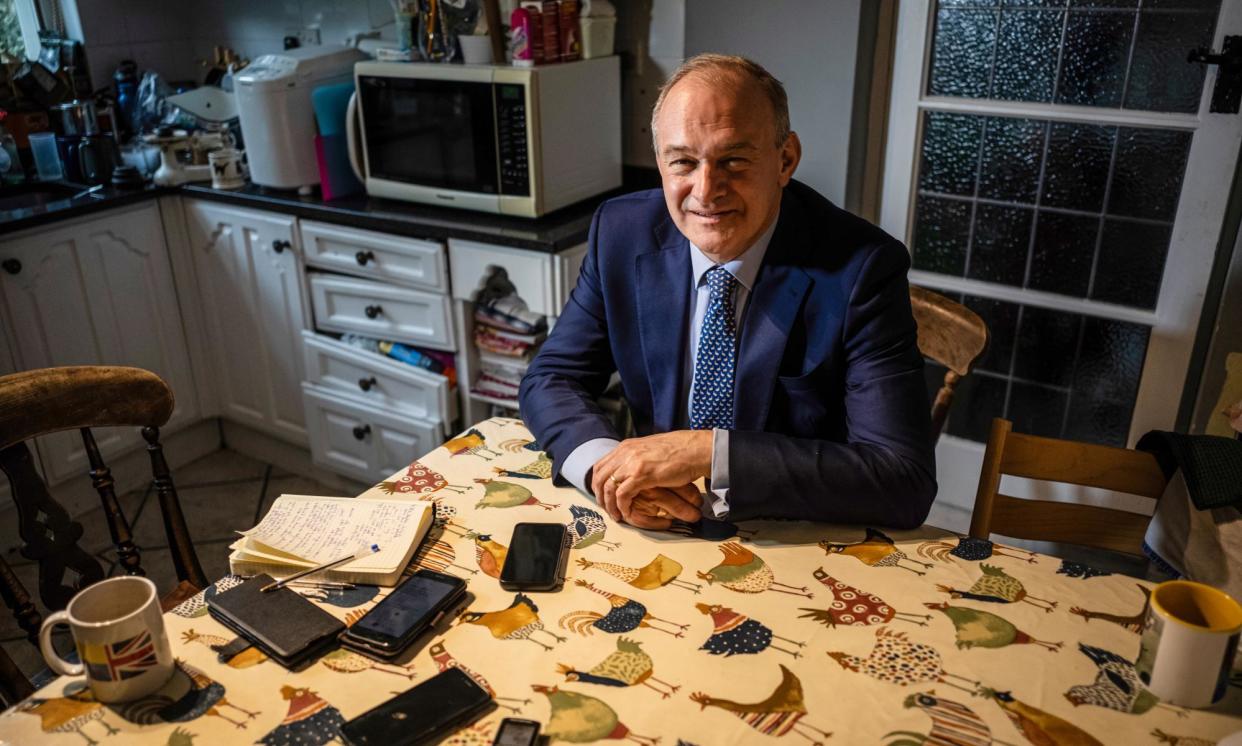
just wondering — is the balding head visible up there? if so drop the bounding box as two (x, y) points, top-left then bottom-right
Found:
(651, 54), (791, 153)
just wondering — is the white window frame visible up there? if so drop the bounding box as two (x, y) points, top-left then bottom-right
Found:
(879, 1), (1242, 515)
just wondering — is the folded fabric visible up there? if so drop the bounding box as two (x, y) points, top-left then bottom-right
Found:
(1140, 431), (1242, 599)
(1136, 431), (1242, 510)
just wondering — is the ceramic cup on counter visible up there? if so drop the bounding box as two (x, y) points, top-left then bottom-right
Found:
(209, 148), (246, 190)
(1136, 579), (1242, 708)
(39, 576), (175, 703)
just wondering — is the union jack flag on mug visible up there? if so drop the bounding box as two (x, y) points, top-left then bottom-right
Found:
(83, 631), (159, 682)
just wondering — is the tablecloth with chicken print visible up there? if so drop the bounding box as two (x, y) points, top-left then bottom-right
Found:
(2, 417), (1240, 745)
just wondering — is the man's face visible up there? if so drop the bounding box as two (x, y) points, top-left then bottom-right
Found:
(654, 74), (801, 262)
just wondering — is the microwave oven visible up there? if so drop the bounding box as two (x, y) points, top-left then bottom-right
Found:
(347, 57), (622, 217)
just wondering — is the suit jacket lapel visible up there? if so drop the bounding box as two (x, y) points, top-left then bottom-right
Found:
(637, 217), (692, 433)
(735, 199), (812, 431)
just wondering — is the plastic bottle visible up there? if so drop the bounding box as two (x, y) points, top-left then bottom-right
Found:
(510, 6), (534, 66)
(0, 111), (26, 185)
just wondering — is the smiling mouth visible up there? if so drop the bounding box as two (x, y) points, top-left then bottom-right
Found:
(688, 209), (735, 221)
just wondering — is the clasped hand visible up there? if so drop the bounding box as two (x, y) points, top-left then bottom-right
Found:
(589, 430), (713, 530)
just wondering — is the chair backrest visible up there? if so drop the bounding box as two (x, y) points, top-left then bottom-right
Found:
(969, 418), (1168, 557)
(0, 366), (207, 650)
(910, 285), (989, 437)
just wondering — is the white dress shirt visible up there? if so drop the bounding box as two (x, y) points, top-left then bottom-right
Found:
(560, 218), (778, 518)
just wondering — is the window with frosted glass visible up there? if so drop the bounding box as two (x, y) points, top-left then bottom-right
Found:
(911, 111), (1191, 310)
(928, 1), (1221, 113)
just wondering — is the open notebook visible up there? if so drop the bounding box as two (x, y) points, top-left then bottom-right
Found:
(229, 494), (435, 586)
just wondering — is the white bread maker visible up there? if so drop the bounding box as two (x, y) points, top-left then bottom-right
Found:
(235, 45), (363, 193)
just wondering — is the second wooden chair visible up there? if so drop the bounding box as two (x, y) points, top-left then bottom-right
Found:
(969, 417), (1168, 557)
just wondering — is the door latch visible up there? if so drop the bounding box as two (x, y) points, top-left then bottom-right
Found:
(1189, 35), (1242, 114)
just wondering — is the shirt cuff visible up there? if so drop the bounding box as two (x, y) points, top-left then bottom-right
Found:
(706, 428), (731, 519)
(561, 438), (620, 496)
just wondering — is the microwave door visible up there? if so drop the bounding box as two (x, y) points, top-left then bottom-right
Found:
(358, 76), (500, 197)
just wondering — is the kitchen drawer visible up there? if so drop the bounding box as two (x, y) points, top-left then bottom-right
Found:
(303, 383), (443, 484)
(449, 239), (559, 317)
(301, 221), (448, 292)
(302, 331), (457, 425)
(310, 273), (455, 351)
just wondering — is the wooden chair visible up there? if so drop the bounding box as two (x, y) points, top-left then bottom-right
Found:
(0, 366), (208, 703)
(910, 285), (989, 437)
(969, 418), (1168, 556)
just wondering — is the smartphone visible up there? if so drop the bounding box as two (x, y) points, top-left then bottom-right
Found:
(341, 569), (467, 658)
(340, 667), (494, 746)
(499, 523), (569, 591)
(491, 718), (541, 746)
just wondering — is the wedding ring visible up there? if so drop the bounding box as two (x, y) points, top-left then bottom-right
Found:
(654, 507), (670, 518)
(611, 475), (622, 486)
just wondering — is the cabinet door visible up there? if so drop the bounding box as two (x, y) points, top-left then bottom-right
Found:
(0, 203), (200, 484)
(184, 201), (309, 446)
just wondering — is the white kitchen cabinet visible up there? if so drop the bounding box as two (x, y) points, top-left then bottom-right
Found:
(0, 203), (200, 484)
(302, 382), (441, 484)
(183, 200), (310, 446)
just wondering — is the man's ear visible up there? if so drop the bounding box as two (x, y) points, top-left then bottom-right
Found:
(778, 132), (802, 186)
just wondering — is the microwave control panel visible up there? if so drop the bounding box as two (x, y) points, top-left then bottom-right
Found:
(496, 84), (531, 197)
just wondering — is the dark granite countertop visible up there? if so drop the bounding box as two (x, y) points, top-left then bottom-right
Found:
(0, 170), (660, 250)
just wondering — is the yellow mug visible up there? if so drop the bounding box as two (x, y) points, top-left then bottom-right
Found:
(1137, 579), (1242, 708)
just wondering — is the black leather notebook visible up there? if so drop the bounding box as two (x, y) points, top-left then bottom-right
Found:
(207, 574), (345, 670)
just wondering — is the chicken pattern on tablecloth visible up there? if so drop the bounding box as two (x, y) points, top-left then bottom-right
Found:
(887, 691), (992, 746)
(559, 580), (690, 637)
(695, 603), (805, 658)
(1070, 584), (1153, 633)
(557, 637), (680, 698)
(374, 460), (470, 496)
(799, 568), (931, 627)
(696, 542), (813, 597)
(10, 418), (1226, 746)
(690, 664), (832, 745)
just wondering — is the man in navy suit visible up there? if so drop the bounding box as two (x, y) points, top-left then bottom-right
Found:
(519, 54), (936, 531)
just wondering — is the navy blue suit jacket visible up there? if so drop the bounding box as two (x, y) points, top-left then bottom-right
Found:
(518, 180), (937, 528)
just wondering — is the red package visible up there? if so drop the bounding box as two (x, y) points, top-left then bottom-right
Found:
(559, 0), (581, 62)
(542, 0), (561, 63)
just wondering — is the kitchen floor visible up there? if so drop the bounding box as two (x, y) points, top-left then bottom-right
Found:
(0, 448), (353, 685)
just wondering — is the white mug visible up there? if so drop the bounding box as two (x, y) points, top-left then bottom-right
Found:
(209, 147), (246, 190)
(1136, 579), (1242, 708)
(39, 575), (175, 703)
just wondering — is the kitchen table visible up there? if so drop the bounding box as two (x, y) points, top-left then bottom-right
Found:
(2, 417), (1239, 745)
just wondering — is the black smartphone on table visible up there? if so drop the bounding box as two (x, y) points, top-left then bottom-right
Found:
(340, 667), (494, 746)
(499, 523), (569, 591)
(492, 717), (541, 746)
(340, 569), (467, 659)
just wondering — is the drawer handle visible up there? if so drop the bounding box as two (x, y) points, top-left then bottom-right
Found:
(364, 304), (383, 319)
(358, 376), (377, 392)
(272, 239), (291, 254)
(355, 250), (375, 266)
(2, 259), (20, 275)
(352, 424), (371, 440)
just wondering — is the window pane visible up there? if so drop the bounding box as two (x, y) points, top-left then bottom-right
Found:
(929, 8), (998, 98)
(1108, 127), (1192, 221)
(912, 196), (972, 275)
(935, 298), (1151, 445)
(967, 203), (1032, 286)
(1126, 9), (1220, 112)
(1056, 10), (1133, 107)
(978, 117), (1045, 202)
(993, 9), (1063, 102)
(1091, 218), (1171, 308)
(1041, 122), (1114, 211)
(1028, 211), (1097, 297)
(920, 111), (984, 195)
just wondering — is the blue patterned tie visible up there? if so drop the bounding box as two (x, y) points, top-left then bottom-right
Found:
(691, 266), (739, 430)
